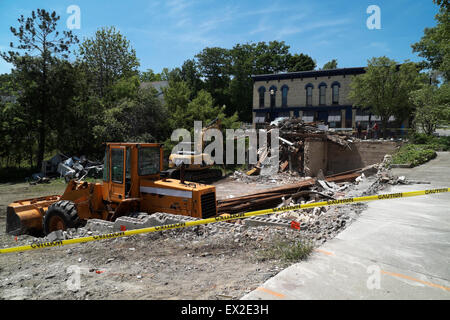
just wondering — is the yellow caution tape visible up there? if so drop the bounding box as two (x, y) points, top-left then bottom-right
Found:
(1, 187), (449, 254)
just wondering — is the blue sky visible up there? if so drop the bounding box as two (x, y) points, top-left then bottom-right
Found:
(0, 0), (440, 74)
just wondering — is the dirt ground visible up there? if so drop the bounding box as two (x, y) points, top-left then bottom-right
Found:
(0, 177), (315, 300)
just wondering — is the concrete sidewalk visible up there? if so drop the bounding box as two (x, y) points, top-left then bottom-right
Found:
(242, 152), (450, 300)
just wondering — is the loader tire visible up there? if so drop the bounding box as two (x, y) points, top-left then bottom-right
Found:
(43, 200), (80, 235)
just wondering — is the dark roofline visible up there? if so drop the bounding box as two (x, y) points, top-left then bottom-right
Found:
(251, 67), (366, 81)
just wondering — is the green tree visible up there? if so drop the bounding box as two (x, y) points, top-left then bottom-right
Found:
(140, 68), (162, 82)
(163, 80), (239, 132)
(253, 41), (291, 74)
(1, 9), (79, 169)
(410, 84), (450, 135)
(195, 47), (231, 111)
(412, 3), (450, 81)
(322, 59), (338, 70)
(349, 57), (424, 137)
(287, 53), (316, 72)
(78, 26), (140, 98)
(162, 80), (191, 118)
(181, 59), (203, 99)
(0, 73), (32, 167)
(228, 43), (256, 121)
(93, 84), (167, 144)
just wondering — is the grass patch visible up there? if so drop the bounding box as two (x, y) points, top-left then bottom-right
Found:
(391, 144), (437, 167)
(257, 238), (314, 264)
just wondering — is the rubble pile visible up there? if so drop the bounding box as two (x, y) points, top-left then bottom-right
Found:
(230, 170), (302, 184)
(242, 118), (355, 178)
(275, 118), (354, 173)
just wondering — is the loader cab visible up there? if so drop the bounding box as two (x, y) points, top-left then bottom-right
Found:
(102, 143), (163, 203)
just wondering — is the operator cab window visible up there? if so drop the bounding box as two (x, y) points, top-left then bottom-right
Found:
(125, 147), (131, 195)
(103, 149), (110, 181)
(111, 148), (124, 183)
(138, 147), (160, 175)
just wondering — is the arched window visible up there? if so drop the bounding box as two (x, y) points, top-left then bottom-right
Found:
(331, 81), (340, 104)
(281, 85), (289, 107)
(258, 86), (266, 108)
(319, 82), (327, 105)
(305, 83), (314, 106)
(269, 85), (277, 108)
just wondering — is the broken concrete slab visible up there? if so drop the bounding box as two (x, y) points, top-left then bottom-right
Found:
(85, 219), (114, 233)
(46, 230), (64, 242)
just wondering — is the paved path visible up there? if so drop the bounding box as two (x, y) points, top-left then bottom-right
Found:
(242, 152), (450, 300)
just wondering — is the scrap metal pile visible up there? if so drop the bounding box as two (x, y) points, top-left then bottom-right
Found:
(30, 154), (103, 184)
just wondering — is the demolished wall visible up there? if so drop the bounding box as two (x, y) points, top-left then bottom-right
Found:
(305, 140), (401, 175)
(304, 137), (327, 177)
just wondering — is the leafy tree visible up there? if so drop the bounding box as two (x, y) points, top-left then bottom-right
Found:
(0, 73), (32, 167)
(228, 43), (256, 121)
(410, 84), (450, 135)
(195, 47), (231, 111)
(140, 68), (162, 82)
(435, 0), (450, 10)
(287, 53), (316, 72)
(412, 3), (450, 81)
(253, 41), (291, 74)
(162, 80), (191, 118)
(349, 57), (424, 137)
(181, 59), (203, 99)
(93, 84), (167, 144)
(163, 80), (239, 133)
(322, 59), (338, 70)
(78, 26), (140, 98)
(159, 67), (182, 82)
(1, 9), (79, 169)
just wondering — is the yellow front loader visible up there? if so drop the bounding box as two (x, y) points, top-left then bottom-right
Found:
(6, 143), (217, 236)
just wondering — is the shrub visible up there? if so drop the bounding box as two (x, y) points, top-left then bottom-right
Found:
(408, 133), (450, 151)
(392, 144), (437, 166)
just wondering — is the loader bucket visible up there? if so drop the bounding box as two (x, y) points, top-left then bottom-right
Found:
(6, 195), (60, 235)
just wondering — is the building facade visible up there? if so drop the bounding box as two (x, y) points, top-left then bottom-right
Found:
(252, 67), (368, 128)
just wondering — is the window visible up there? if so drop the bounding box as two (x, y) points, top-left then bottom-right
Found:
(138, 147), (160, 175)
(258, 87), (265, 108)
(103, 149), (109, 181)
(281, 85), (289, 107)
(111, 148), (124, 184)
(126, 147), (131, 180)
(331, 82), (340, 104)
(305, 83), (313, 106)
(319, 82), (327, 105)
(269, 86), (277, 108)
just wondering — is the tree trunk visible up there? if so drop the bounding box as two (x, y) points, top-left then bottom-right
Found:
(37, 124), (45, 171)
(29, 149), (33, 169)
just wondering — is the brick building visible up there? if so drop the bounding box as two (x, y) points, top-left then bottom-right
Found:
(252, 67), (375, 129)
